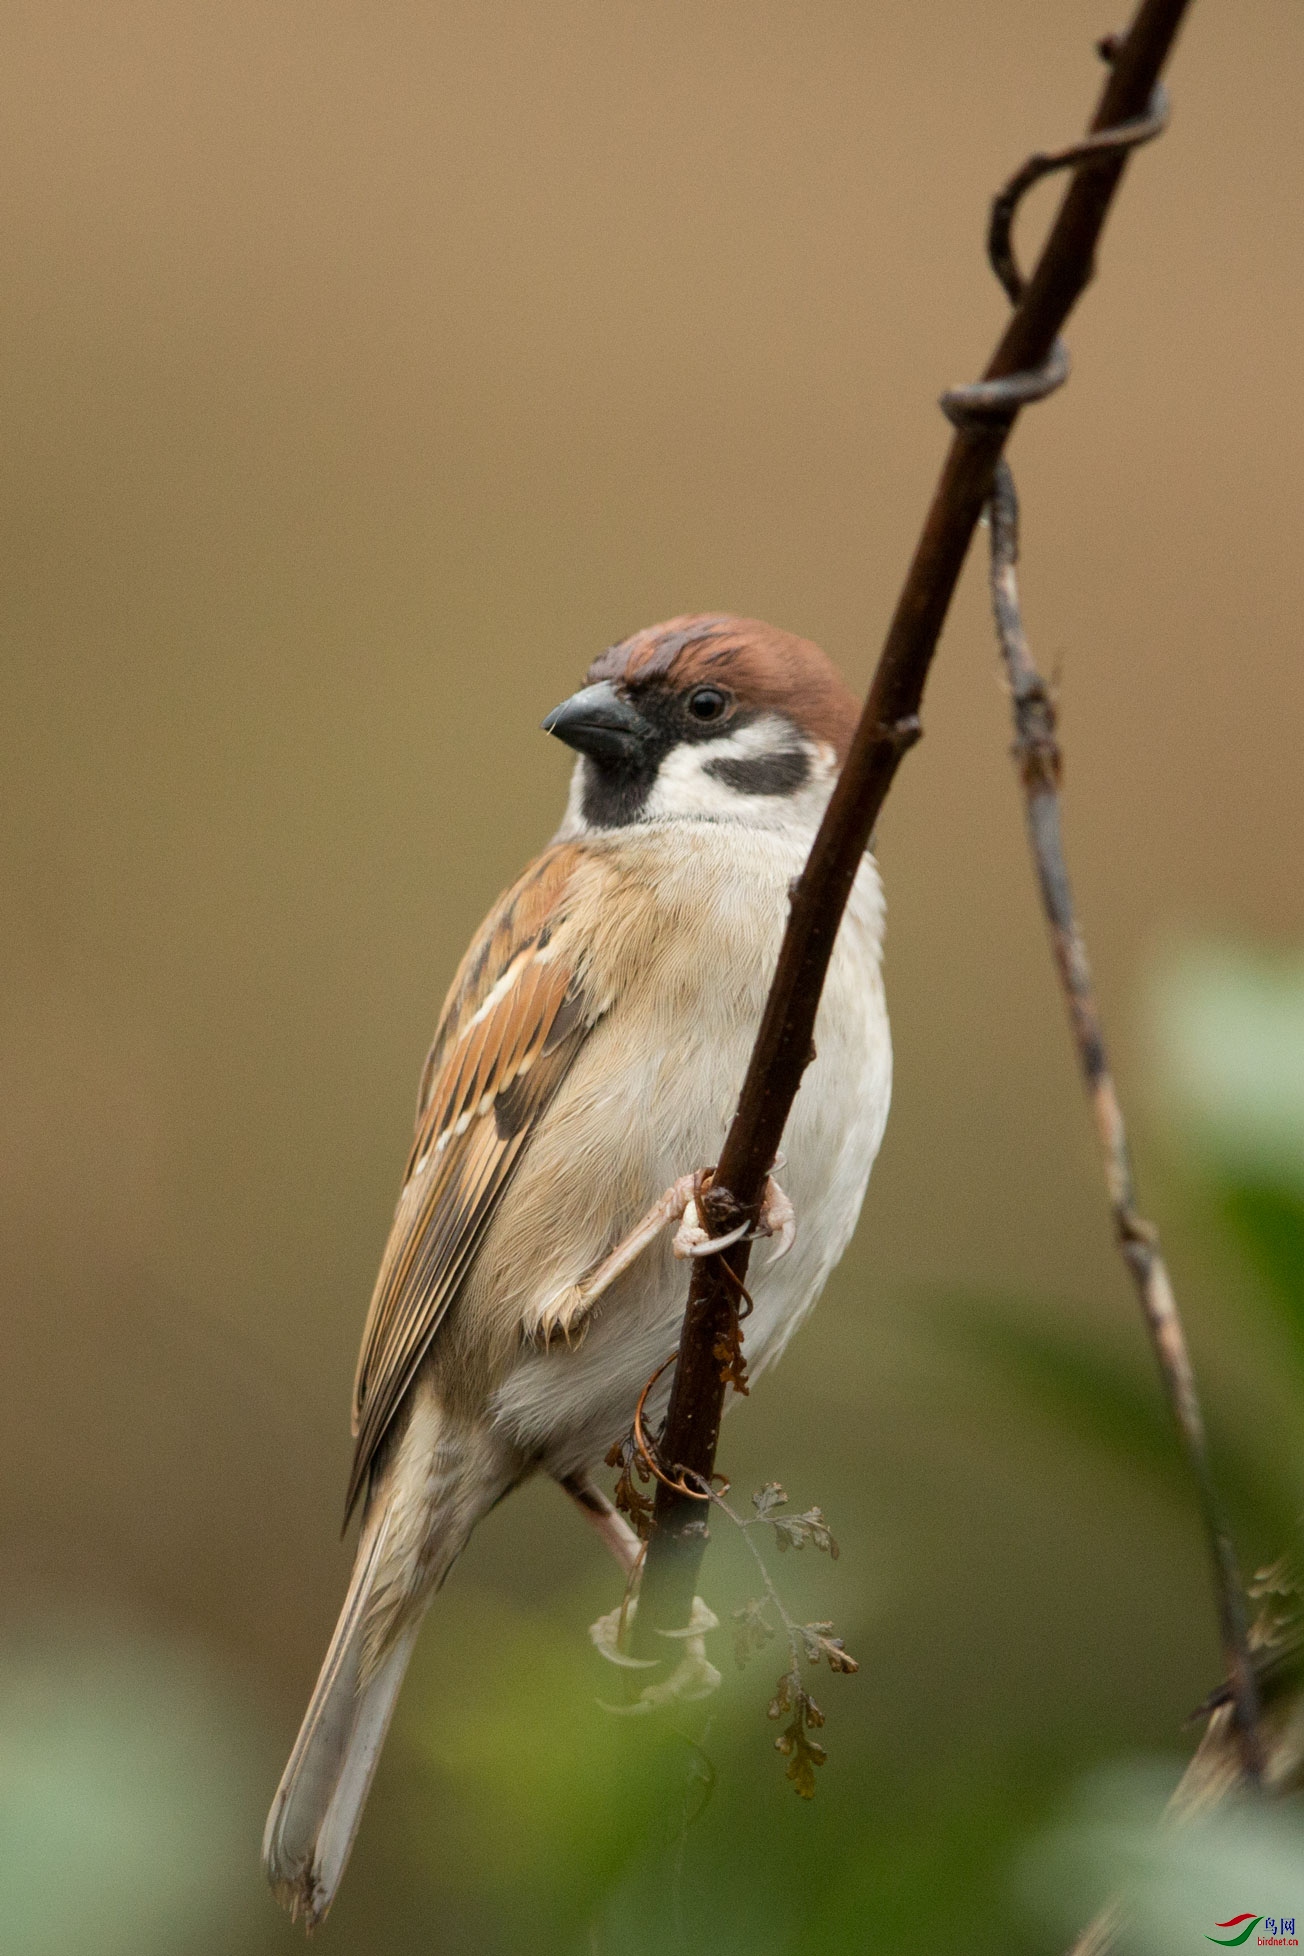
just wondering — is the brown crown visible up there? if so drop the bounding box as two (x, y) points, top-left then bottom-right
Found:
(586, 614), (860, 762)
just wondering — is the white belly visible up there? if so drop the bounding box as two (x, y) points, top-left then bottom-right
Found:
(486, 822), (891, 1476)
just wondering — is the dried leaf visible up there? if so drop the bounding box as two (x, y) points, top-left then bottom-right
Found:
(732, 1598), (776, 1670)
(752, 1483), (789, 1520)
(713, 1313), (750, 1397)
(769, 1505), (839, 1557)
(605, 1436), (656, 1540)
(783, 1744), (820, 1799)
(767, 1664), (830, 1795)
(798, 1622), (860, 1674)
(767, 1667), (796, 1721)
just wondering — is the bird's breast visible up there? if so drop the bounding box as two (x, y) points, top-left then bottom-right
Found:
(473, 820), (890, 1464)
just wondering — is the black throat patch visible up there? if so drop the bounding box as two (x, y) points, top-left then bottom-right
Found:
(579, 749), (664, 827)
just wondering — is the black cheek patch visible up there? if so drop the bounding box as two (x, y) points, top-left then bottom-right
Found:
(704, 747), (811, 796)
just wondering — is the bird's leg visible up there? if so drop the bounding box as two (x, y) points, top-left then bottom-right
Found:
(559, 1469), (644, 1577)
(533, 1172), (703, 1344)
(534, 1169), (795, 1346)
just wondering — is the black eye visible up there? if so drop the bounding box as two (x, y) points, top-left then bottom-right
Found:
(685, 685), (731, 724)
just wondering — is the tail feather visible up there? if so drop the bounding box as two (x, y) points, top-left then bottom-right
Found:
(265, 1399), (513, 1923)
(262, 1513), (421, 1927)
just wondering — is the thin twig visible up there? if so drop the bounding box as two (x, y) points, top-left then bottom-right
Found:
(1063, 1590), (1304, 1954)
(632, 0), (1196, 1661)
(984, 458), (1263, 1782)
(711, 1488), (808, 1681)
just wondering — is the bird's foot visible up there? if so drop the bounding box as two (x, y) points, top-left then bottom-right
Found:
(533, 1282), (590, 1348)
(590, 1594), (722, 1709)
(671, 1172), (796, 1265)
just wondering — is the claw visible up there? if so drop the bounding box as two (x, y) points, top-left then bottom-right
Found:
(669, 1191), (711, 1259)
(675, 1212), (751, 1258)
(534, 1283), (588, 1347)
(760, 1178), (796, 1263)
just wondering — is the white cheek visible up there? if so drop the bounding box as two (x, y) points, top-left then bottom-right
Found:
(644, 720), (838, 830)
(642, 744), (756, 822)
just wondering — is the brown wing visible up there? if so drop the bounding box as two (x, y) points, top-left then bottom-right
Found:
(344, 842), (599, 1519)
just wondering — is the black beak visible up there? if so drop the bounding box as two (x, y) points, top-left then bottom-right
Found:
(541, 680), (648, 768)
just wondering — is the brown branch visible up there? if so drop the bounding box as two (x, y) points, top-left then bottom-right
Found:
(984, 460), (1263, 1782)
(631, 0), (1197, 1660)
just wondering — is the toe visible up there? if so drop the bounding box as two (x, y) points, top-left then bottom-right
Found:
(536, 1284), (584, 1345)
(762, 1178), (797, 1262)
(671, 1198), (708, 1259)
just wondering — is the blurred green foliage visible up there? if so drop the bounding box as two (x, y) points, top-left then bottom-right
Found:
(1024, 1758), (1304, 1956)
(1222, 1180), (1304, 1383)
(0, 1615), (273, 1956)
(399, 1579), (1064, 1955)
(1157, 945), (1304, 1394)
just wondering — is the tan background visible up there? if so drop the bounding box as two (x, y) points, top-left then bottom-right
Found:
(1, 4), (1301, 1951)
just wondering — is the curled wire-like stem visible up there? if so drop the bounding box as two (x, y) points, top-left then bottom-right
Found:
(985, 457), (1264, 1789)
(631, 1352), (731, 1501)
(988, 84), (1170, 306)
(632, 1352), (697, 1497)
(716, 1255), (755, 1321)
(941, 338), (1070, 427)
(942, 67), (1169, 428)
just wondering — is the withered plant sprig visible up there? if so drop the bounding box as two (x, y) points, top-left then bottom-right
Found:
(714, 1482), (859, 1799)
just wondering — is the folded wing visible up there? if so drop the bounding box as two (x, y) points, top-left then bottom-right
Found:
(345, 842), (601, 1518)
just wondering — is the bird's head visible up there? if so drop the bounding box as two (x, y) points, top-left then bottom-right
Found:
(544, 614), (859, 834)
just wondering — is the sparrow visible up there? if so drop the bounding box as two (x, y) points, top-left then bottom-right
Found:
(263, 614), (892, 1923)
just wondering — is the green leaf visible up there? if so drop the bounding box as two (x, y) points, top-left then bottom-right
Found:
(930, 1292), (1291, 1544)
(1150, 942), (1304, 1194)
(1218, 1180), (1304, 1382)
